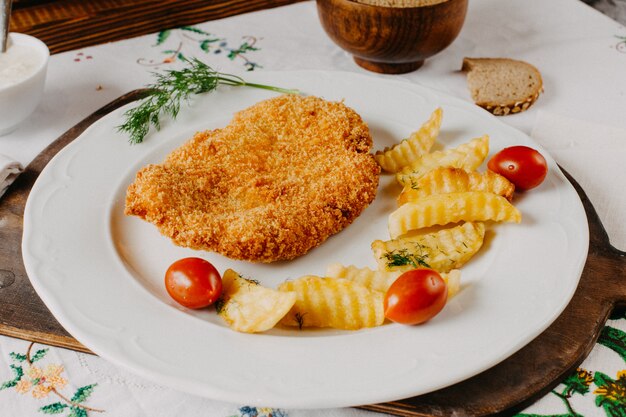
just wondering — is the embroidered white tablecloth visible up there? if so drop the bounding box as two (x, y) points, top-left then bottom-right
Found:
(1, 1), (625, 416)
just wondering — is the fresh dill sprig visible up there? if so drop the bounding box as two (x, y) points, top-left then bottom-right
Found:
(117, 58), (300, 144)
(382, 249), (431, 269)
(294, 312), (306, 330)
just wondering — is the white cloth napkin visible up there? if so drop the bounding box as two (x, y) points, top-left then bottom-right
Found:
(0, 153), (23, 199)
(531, 111), (626, 251)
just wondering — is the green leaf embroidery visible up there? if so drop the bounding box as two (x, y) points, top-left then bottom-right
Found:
(39, 403), (68, 414)
(598, 326), (626, 362)
(595, 371), (614, 387)
(0, 378), (18, 390)
(9, 352), (28, 362)
(200, 39), (219, 52)
(562, 369), (592, 396)
(31, 348), (49, 363)
(10, 364), (23, 380)
(602, 404), (626, 417)
(594, 370), (626, 413)
(227, 42), (259, 60)
(513, 414), (578, 417)
(180, 26), (211, 36)
(0, 364), (24, 390)
(67, 406), (88, 417)
(71, 384), (97, 403)
(156, 30), (172, 46)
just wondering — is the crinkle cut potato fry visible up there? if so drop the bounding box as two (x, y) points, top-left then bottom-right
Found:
(396, 135), (490, 187)
(372, 222), (486, 273)
(216, 269), (296, 333)
(445, 269), (462, 299)
(374, 107), (442, 173)
(325, 262), (402, 292)
(278, 276), (385, 330)
(397, 167), (515, 205)
(388, 191), (521, 239)
(325, 263), (462, 299)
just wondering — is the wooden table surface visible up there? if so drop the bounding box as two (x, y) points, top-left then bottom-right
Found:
(10, 0), (306, 54)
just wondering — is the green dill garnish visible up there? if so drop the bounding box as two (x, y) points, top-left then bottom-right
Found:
(214, 296), (226, 314)
(294, 312), (306, 330)
(382, 248), (431, 269)
(239, 274), (260, 286)
(117, 58), (299, 144)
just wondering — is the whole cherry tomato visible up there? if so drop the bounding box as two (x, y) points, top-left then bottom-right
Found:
(165, 257), (222, 309)
(487, 145), (548, 191)
(384, 269), (448, 325)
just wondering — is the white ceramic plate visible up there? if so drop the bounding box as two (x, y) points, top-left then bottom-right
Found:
(23, 71), (588, 409)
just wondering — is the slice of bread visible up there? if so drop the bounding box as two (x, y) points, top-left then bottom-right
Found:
(462, 57), (543, 116)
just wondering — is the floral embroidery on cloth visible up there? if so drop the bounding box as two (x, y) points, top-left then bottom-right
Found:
(515, 310), (626, 417)
(230, 406), (288, 417)
(0, 342), (103, 416)
(138, 26), (263, 70)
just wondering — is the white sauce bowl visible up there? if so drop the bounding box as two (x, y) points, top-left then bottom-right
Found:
(0, 33), (49, 136)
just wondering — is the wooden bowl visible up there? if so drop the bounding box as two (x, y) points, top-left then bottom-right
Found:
(316, 0), (468, 74)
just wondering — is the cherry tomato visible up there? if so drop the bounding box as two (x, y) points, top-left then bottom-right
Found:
(487, 146), (548, 191)
(384, 269), (447, 325)
(165, 257), (222, 309)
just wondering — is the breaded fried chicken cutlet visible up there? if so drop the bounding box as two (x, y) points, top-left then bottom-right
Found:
(125, 95), (381, 262)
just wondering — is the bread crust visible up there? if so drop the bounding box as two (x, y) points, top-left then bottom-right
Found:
(125, 95), (381, 262)
(462, 57), (543, 115)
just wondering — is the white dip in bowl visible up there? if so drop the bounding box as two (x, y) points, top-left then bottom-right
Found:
(0, 33), (49, 135)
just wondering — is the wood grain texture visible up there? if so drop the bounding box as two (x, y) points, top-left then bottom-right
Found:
(0, 89), (149, 355)
(0, 90), (624, 415)
(316, 0), (467, 73)
(10, 0), (305, 54)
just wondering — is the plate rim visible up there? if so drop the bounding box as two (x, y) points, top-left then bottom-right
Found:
(22, 69), (589, 408)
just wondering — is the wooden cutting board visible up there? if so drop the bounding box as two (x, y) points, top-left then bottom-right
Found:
(1, 91), (624, 416)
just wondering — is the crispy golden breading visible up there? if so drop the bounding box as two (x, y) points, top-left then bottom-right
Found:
(125, 95), (381, 262)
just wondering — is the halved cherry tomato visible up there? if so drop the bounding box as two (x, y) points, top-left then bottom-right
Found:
(487, 145), (548, 191)
(165, 257), (222, 309)
(384, 269), (447, 325)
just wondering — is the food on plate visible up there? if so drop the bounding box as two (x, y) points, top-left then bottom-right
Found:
(488, 146), (548, 191)
(384, 269), (448, 325)
(372, 221), (486, 273)
(397, 167), (515, 205)
(216, 269), (296, 333)
(154, 102), (533, 334)
(442, 269), (461, 298)
(164, 257), (223, 309)
(396, 135), (489, 186)
(461, 57), (543, 116)
(278, 276), (385, 330)
(118, 58), (299, 144)
(325, 263), (401, 292)
(326, 262), (461, 299)
(388, 191), (521, 239)
(125, 94), (380, 262)
(374, 107), (442, 173)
